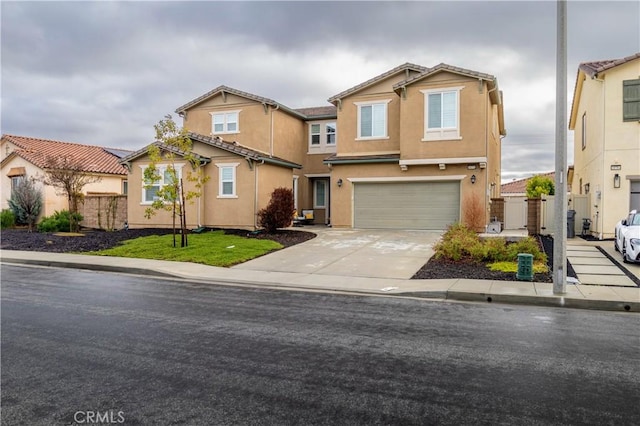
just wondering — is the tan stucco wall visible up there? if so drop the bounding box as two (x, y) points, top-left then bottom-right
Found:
(329, 162), (485, 228)
(571, 59), (640, 237)
(126, 141), (295, 230)
(399, 73), (488, 159)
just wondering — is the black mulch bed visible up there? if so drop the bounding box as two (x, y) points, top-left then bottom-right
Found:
(412, 234), (578, 283)
(0, 227), (316, 253)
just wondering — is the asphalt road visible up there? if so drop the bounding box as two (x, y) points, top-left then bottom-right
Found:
(2, 264), (639, 426)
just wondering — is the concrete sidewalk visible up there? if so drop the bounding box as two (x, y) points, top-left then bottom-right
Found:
(2, 249), (638, 313)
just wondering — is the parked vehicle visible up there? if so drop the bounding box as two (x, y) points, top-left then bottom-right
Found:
(614, 210), (640, 263)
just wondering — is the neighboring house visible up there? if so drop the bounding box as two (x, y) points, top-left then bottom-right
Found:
(123, 62), (505, 230)
(1, 134), (129, 219)
(569, 52), (640, 239)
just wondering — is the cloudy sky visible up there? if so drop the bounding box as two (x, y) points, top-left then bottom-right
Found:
(2, 1), (638, 182)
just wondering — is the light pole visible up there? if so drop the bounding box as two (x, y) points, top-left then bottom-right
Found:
(554, 0), (568, 294)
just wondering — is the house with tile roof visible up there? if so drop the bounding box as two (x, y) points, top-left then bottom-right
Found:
(569, 52), (640, 239)
(123, 62), (505, 230)
(1, 134), (129, 219)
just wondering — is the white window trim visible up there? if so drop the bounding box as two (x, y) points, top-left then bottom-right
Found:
(421, 87), (463, 141)
(210, 110), (241, 135)
(354, 99), (391, 140)
(216, 162), (239, 198)
(140, 164), (184, 205)
(308, 121), (337, 153)
(313, 179), (328, 209)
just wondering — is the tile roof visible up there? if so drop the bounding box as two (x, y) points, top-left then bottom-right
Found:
(174, 85), (306, 120)
(578, 52), (640, 77)
(120, 132), (302, 170)
(294, 106), (337, 119)
(501, 172), (556, 195)
(1, 134), (129, 176)
(327, 63), (429, 104)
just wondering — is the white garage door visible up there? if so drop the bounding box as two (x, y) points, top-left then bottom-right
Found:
(353, 181), (460, 229)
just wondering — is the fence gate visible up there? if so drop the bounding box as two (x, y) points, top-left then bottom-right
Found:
(570, 194), (591, 234)
(540, 196), (555, 235)
(504, 196), (527, 229)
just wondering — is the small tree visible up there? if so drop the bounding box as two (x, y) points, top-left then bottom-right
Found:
(462, 192), (485, 232)
(526, 175), (555, 198)
(258, 187), (294, 233)
(40, 155), (99, 232)
(144, 115), (209, 247)
(8, 177), (43, 232)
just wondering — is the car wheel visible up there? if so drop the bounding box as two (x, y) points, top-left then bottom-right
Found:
(622, 240), (630, 263)
(614, 240), (619, 252)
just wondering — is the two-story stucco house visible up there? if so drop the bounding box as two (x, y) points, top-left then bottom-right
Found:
(1, 134), (129, 219)
(569, 53), (640, 239)
(122, 62), (505, 231)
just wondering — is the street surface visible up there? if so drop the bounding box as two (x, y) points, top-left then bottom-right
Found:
(2, 264), (639, 425)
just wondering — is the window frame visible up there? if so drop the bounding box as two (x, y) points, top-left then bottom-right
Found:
(421, 87), (463, 141)
(355, 100), (391, 140)
(310, 123), (321, 145)
(140, 164), (183, 205)
(216, 162), (239, 198)
(313, 179), (328, 209)
(325, 122), (336, 145)
(623, 79), (640, 122)
(210, 110), (241, 134)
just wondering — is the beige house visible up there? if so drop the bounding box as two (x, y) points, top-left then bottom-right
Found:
(1, 134), (129, 219)
(123, 62), (505, 230)
(569, 53), (640, 239)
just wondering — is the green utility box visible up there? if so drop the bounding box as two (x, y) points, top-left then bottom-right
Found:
(516, 253), (534, 281)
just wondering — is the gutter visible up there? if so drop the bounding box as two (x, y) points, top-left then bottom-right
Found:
(259, 156), (302, 169)
(324, 158), (399, 165)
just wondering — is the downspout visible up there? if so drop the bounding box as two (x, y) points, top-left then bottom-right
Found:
(253, 159), (265, 229)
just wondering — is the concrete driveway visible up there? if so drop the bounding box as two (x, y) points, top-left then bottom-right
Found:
(232, 228), (442, 279)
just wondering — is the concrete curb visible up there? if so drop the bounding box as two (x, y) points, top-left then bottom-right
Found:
(2, 256), (638, 314)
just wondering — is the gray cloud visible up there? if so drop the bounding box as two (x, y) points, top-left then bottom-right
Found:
(2, 1), (638, 181)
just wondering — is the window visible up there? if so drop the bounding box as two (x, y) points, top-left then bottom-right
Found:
(308, 122), (337, 152)
(421, 87), (462, 141)
(581, 113), (587, 150)
(356, 100), (390, 139)
(310, 124), (321, 145)
(211, 111), (240, 134)
(216, 163), (239, 198)
(10, 176), (24, 193)
(141, 165), (183, 204)
(122, 180), (128, 195)
(623, 79), (640, 122)
(314, 180), (327, 208)
(326, 123), (336, 144)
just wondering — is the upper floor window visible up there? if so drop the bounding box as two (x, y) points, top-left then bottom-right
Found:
(581, 113), (587, 150)
(421, 87), (462, 141)
(623, 79), (640, 122)
(355, 100), (390, 139)
(216, 163), (239, 198)
(308, 122), (337, 153)
(211, 110), (240, 134)
(141, 165), (183, 204)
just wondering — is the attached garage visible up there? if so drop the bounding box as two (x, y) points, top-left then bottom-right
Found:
(353, 180), (460, 229)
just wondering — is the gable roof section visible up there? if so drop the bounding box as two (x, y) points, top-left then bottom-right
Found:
(327, 62), (429, 104)
(1, 134), (129, 176)
(570, 53), (640, 129)
(294, 106), (337, 119)
(174, 85), (307, 120)
(120, 132), (302, 170)
(578, 52), (640, 78)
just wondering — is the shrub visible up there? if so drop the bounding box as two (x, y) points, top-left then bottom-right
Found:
(257, 187), (294, 233)
(507, 236), (547, 263)
(462, 192), (485, 232)
(483, 237), (509, 262)
(1, 209), (15, 229)
(434, 222), (482, 261)
(526, 175), (555, 198)
(8, 177), (43, 232)
(37, 210), (84, 233)
(488, 261), (548, 274)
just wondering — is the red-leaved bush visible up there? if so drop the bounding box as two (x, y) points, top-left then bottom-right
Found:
(257, 187), (294, 233)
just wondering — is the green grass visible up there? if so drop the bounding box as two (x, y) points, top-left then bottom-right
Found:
(487, 261), (548, 274)
(85, 230), (282, 267)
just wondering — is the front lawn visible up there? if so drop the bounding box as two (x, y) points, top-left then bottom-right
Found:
(86, 230), (283, 267)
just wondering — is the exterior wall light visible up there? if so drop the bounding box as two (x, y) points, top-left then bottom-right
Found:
(614, 173), (621, 188)
(470, 174), (477, 184)
(337, 178), (343, 187)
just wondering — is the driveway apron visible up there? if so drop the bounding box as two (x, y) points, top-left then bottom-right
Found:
(232, 228), (442, 279)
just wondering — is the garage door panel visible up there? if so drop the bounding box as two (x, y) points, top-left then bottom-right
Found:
(354, 181), (460, 230)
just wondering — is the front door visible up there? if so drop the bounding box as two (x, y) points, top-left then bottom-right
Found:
(314, 179), (330, 225)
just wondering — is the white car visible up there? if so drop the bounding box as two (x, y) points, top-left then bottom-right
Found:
(614, 209), (640, 263)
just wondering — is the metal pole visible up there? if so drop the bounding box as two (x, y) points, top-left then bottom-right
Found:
(554, 0), (567, 294)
